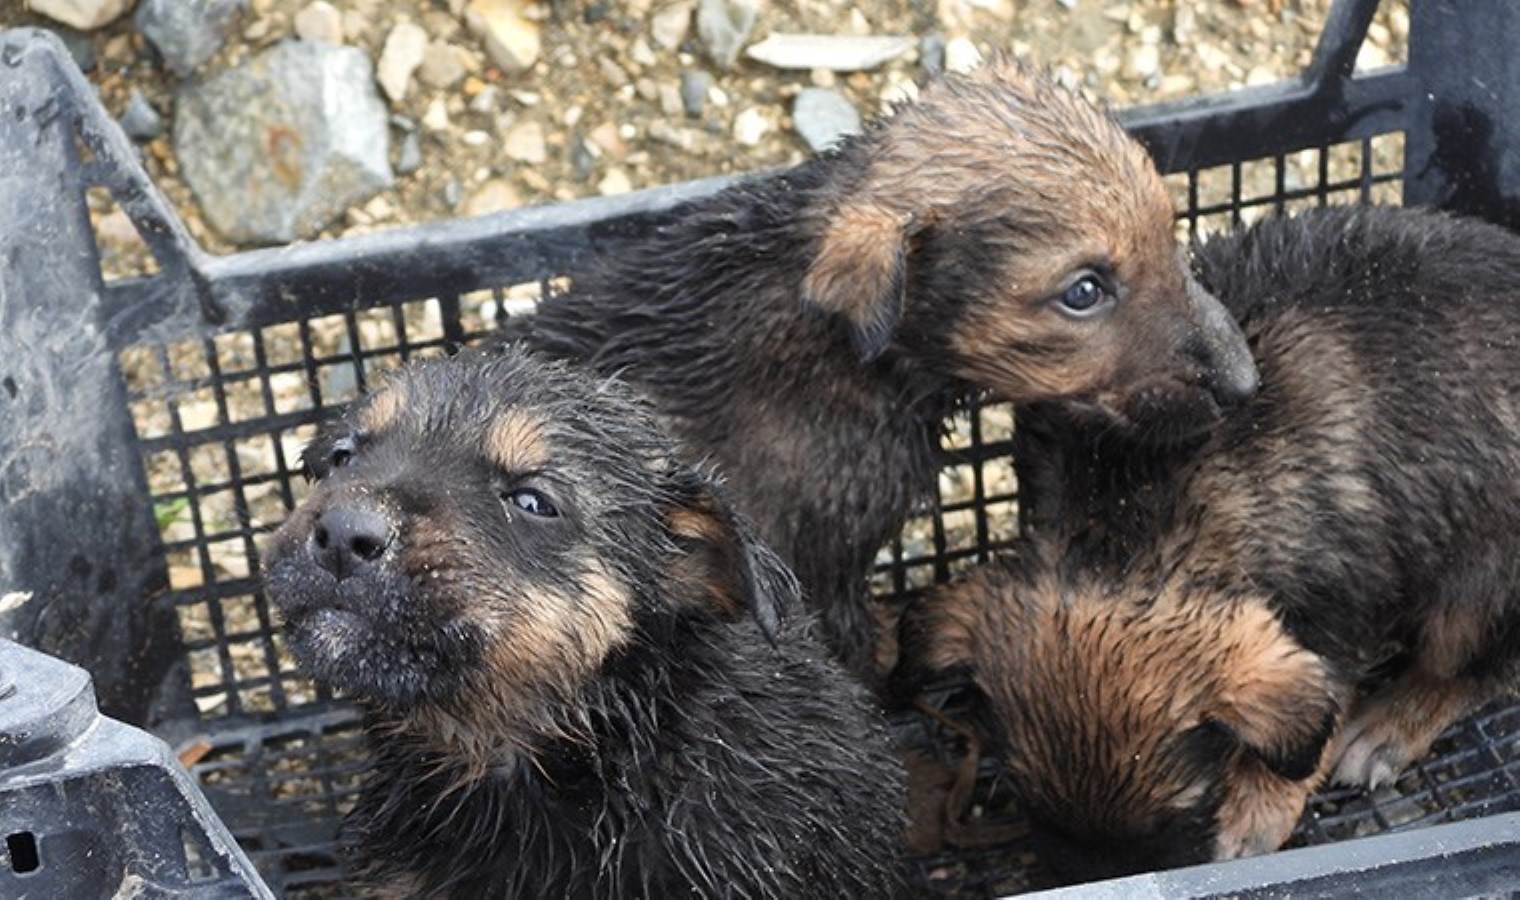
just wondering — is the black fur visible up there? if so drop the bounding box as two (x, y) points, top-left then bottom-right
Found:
(263, 348), (906, 898)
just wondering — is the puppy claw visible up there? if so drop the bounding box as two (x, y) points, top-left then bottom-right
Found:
(1331, 728), (1411, 789)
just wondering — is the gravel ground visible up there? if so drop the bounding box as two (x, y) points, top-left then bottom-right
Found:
(7, 0), (1408, 267)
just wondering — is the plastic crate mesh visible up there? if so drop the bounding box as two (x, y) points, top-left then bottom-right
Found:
(111, 128), (1520, 896)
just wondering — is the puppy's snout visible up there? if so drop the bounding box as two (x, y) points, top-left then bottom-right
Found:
(313, 503), (394, 580)
(1189, 287), (1259, 410)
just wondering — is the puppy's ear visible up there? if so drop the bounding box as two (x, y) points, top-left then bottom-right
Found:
(802, 203), (912, 362)
(663, 474), (796, 643)
(1207, 606), (1339, 782)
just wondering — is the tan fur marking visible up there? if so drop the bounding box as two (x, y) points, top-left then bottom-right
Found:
(484, 410), (549, 473)
(1216, 751), (1330, 859)
(804, 204), (909, 325)
(358, 384), (407, 434)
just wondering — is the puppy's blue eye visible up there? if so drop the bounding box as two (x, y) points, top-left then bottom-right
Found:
(1057, 275), (1110, 316)
(504, 488), (558, 518)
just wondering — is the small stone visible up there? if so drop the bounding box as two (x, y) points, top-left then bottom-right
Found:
(423, 96), (451, 131)
(504, 120), (547, 163)
(466, 0), (541, 74)
(632, 36), (656, 68)
(650, 2), (694, 50)
(363, 195), (394, 221)
(582, 0), (609, 24)
(589, 121), (626, 158)
(93, 208), (140, 252)
(679, 70), (711, 117)
(135, 0), (246, 77)
(598, 167), (633, 196)
(469, 84), (500, 114)
(744, 34), (914, 72)
(878, 71), (918, 110)
(30, 0), (133, 31)
(809, 67), (835, 87)
(465, 178), (520, 216)
(563, 104), (585, 127)
(635, 77), (660, 102)
(242, 17), (271, 41)
(53, 28), (98, 71)
(377, 21), (429, 103)
(1125, 44), (1160, 79)
(648, 121), (695, 151)
(293, 0), (343, 43)
(118, 89), (163, 141)
(920, 33), (946, 76)
(732, 107), (769, 146)
(174, 40), (392, 244)
(396, 130), (423, 174)
(598, 56), (630, 87)
(569, 138), (597, 181)
(791, 87), (860, 152)
(944, 36), (981, 74)
(462, 129), (491, 146)
(418, 42), (469, 89)
(658, 82), (684, 117)
(443, 179), (463, 208)
(1055, 0), (1076, 8)
(696, 0), (759, 70)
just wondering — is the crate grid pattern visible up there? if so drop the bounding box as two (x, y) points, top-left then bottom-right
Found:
(110, 127), (1520, 895)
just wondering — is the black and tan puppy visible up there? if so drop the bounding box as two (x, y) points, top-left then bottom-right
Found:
(507, 59), (1258, 679)
(898, 205), (1520, 880)
(262, 348), (906, 898)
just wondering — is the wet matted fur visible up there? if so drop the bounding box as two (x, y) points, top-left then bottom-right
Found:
(898, 205), (1520, 881)
(503, 58), (1258, 680)
(262, 348), (906, 898)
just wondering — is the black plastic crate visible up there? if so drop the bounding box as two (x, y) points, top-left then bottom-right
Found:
(1, 0), (1518, 895)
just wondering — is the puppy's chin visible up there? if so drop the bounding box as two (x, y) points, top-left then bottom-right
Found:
(265, 560), (469, 708)
(1084, 382), (1227, 448)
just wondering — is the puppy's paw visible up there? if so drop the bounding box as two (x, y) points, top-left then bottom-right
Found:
(1330, 714), (1420, 790)
(1215, 763), (1311, 861)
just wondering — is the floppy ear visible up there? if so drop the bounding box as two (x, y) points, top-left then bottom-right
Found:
(663, 475), (796, 643)
(802, 202), (912, 362)
(1207, 606), (1340, 781)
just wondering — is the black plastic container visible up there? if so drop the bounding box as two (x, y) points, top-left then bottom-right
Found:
(0, 0), (1516, 895)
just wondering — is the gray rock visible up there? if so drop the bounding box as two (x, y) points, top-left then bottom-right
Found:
(136, 0), (246, 78)
(696, 0), (758, 70)
(396, 130), (422, 175)
(52, 28), (97, 72)
(569, 137), (597, 182)
(679, 70), (711, 118)
(174, 40), (393, 245)
(650, 2), (693, 51)
(119, 89), (164, 141)
(791, 87), (860, 152)
(920, 33), (945, 77)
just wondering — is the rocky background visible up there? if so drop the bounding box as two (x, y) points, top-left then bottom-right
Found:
(5, 0), (1407, 270)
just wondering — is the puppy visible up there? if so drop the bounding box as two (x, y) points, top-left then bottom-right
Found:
(899, 205), (1520, 880)
(506, 58), (1258, 679)
(263, 347), (906, 898)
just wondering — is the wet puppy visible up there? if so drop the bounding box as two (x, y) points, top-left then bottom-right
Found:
(263, 348), (906, 898)
(898, 205), (1520, 880)
(507, 58), (1258, 679)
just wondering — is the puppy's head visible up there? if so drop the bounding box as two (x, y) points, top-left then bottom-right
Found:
(262, 347), (793, 750)
(905, 563), (1336, 882)
(802, 58), (1257, 442)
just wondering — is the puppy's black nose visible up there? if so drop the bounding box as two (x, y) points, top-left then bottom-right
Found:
(1209, 356), (1260, 410)
(313, 504), (393, 580)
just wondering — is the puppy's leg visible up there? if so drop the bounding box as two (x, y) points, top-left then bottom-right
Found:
(1216, 748), (1333, 859)
(1331, 672), (1491, 789)
(1333, 600), (1518, 789)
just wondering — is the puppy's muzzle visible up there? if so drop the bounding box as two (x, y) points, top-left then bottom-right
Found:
(312, 502), (395, 581)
